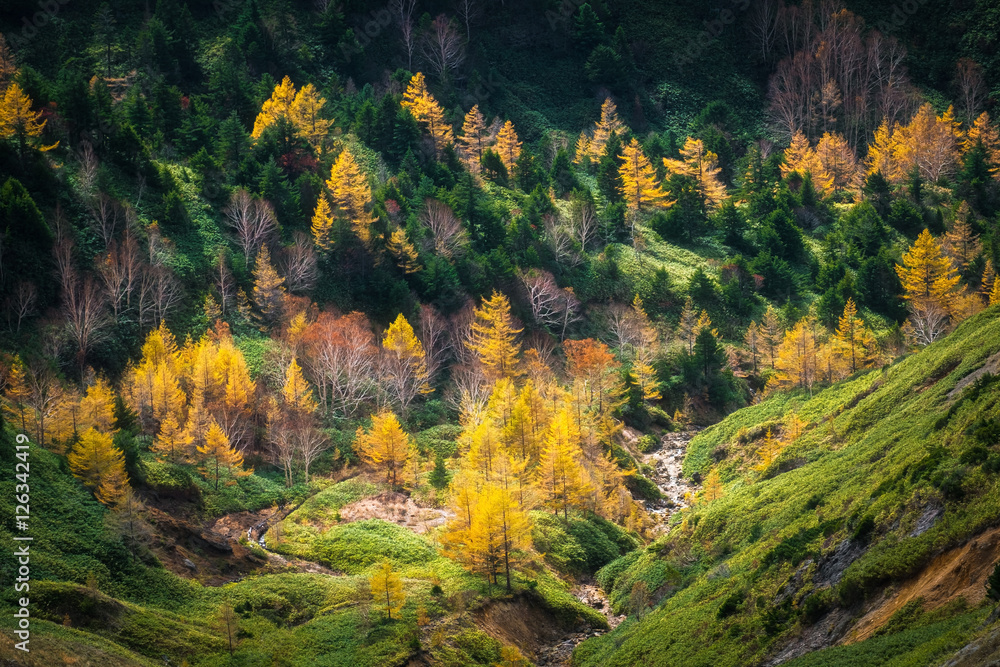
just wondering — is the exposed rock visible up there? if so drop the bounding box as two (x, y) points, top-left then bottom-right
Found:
(814, 538), (867, 587)
(182, 558), (197, 571)
(765, 605), (854, 665)
(909, 504), (943, 538)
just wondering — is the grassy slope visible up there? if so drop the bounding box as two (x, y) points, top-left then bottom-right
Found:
(575, 307), (1000, 667)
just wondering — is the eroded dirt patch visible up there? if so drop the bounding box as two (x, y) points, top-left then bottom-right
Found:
(844, 524), (1000, 644)
(339, 491), (451, 534)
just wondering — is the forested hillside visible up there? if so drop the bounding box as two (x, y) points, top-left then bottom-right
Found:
(0, 0), (999, 665)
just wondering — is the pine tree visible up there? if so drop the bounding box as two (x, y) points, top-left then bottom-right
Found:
(618, 138), (670, 212)
(197, 419), (248, 490)
(289, 83), (333, 153)
(663, 137), (728, 212)
(251, 245), (286, 326)
(326, 147), (375, 243)
(251, 75), (297, 139)
(467, 291), (523, 380)
(310, 193), (334, 253)
(495, 121), (521, 175)
(963, 112), (999, 178)
(458, 104), (491, 173)
(895, 229), (960, 305)
(370, 560), (405, 619)
(355, 410), (414, 487)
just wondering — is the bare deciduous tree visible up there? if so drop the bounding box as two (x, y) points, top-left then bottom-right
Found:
(296, 425), (331, 483)
(455, 0), (480, 39)
(223, 188), (278, 266)
(570, 197), (598, 252)
(62, 269), (111, 378)
(141, 265), (182, 329)
(747, 0), (781, 63)
(421, 198), (469, 259)
(518, 269), (582, 340)
(421, 14), (465, 81)
(78, 142), (99, 197)
(390, 0), (418, 70)
(604, 303), (641, 353)
(215, 251), (236, 315)
(904, 300), (950, 347)
(99, 233), (143, 317)
(418, 303), (452, 383)
(302, 311), (379, 419)
(89, 193), (123, 248)
(955, 58), (986, 124)
(3, 281), (36, 333)
(544, 215), (582, 268)
(282, 232), (319, 293)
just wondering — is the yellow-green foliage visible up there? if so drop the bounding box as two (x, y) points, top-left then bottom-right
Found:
(577, 309), (1000, 667)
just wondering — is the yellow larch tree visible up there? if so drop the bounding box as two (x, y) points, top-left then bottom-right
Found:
(700, 468), (723, 503)
(981, 259), (995, 302)
(326, 147), (375, 243)
(310, 193), (335, 253)
(573, 131), (592, 166)
(590, 97), (625, 159)
(467, 291), (522, 381)
(815, 132), (861, 193)
(767, 316), (819, 393)
(536, 408), (591, 521)
(355, 410), (414, 487)
(386, 228), (421, 274)
(123, 323), (185, 431)
(153, 414), (187, 463)
(251, 75), (297, 139)
(382, 313), (433, 414)
(865, 119), (903, 180)
(618, 138), (670, 212)
(0, 82), (54, 155)
(677, 297), (698, 354)
(963, 112), (999, 178)
(197, 419), (249, 490)
(289, 83), (333, 153)
(833, 298), (878, 374)
(495, 120), (521, 175)
(663, 137), (728, 212)
(944, 213), (982, 272)
(895, 229), (961, 306)
(760, 305), (784, 370)
(251, 245), (286, 326)
(68, 427), (127, 497)
(282, 357), (317, 415)
(458, 105), (491, 173)
(4, 355), (31, 432)
(401, 72), (453, 154)
(370, 560), (406, 619)
(755, 428), (784, 471)
(79, 376), (117, 434)
(780, 130), (833, 193)
(894, 103), (961, 182)
(505, 379), (550, 464)
(630, 296), (661, 403)
(991, 279), (1000, 306)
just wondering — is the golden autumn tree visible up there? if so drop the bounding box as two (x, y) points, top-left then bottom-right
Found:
(355, 410), (414, 487)
(564, 338), (625, 444)
(663, 137), (728, 212)
(505, 379), (550, 464)
(755, 428), (784, 471)
(630, 296), (661, 403)
(991, 279), (1000, 306)
(0, 81), (54, 156)
(79, 376), (117, 434)
(370, 560), (405, 619)
(386, 229), (421, 274)
(781, 130), (833, 193)
(251, 75), (297, 139)
(282, 358), (317, 415)
(467, 291), (522, 381)
(895, 104), (961, 182)
(895, 229), (961, 305)
(865, 119), (902, 180)
(834, 298), (877, 374)
(68, 427), (127, 498)
(701, 468), (723, 503)
(814, 132), (861, 193)
(495, 121), (521, 175)
(944, 214), (982, 272)
(590, 97), (624, 159)
(326, 147), (375, 243)
(153, 414), (187, 463)
(760, 305), (784, 370)
(458, 104), (491, 173)
(197, 419), (249, 490)
(963, 112), (1000, 178)
(123, 323), (185, 431)
(251, 245), (286, 327)
(4, 354), (31, 432)
(536, 409), (591, 520)
(382, 313), (433, 414)
(573, 131), (592, 165)
(289, 83), (333, 153)
(618, 138), (670, 212)
(768, 316), (818, 393)
(310, 193), (335, 253)
(401, 72), (453, 154)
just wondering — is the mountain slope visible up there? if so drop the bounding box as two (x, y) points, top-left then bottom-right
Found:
(575, 307), (1000, 666)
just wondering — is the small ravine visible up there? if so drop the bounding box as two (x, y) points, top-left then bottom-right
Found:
(639, 429), (701, 528)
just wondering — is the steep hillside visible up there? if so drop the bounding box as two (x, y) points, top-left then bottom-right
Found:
(576, 307), (1000, 666)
